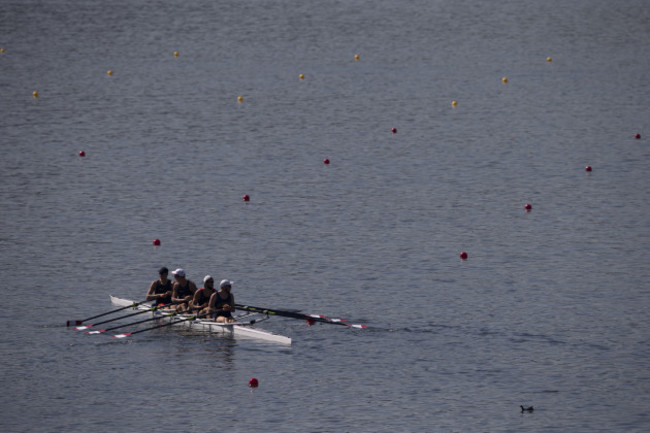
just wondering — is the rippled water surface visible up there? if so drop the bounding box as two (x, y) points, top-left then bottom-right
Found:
(1, 0), (649, 432)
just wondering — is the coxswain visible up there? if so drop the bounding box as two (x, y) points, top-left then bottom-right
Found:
(209, 279), (236, 322)
(146, 267), (173, 306)
(171, 268), (198, 313)
(190, 275), (217, 316)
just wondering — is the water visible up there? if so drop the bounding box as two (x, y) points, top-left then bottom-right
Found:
(1, 0), (649, 431)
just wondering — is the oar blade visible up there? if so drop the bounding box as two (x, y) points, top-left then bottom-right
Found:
(111, 333), (132, 339)
(73, 324), (94, 331)
(85, 329), (107, 335)
(317, 314), (367, 328)
(326, 318), (367, 328)
(236, 303), (367, 329)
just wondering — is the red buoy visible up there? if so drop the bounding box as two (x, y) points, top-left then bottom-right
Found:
(585, 165), (592, 172)
(391, 128), (397, 134)
(524, 203), (532, 211)
(323, 158), (330, 165)
(79, 151), (85, 157)
(152, 239), (161, 246)
(242, 194), (250, 202)
(249, 378), (259, 388)
(635, 133), (641, 139)
(459, 251), (468, 260)
(306, 319), (316, 326)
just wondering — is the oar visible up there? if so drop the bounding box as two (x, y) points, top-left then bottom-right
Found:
(85, 311), (179, 335)
(66, 300), (152, 326)
(235, 304), (367, 328)
(304, 313), (366, 328)
(111, 312), (210, 339)
(73, 303), (172, 330)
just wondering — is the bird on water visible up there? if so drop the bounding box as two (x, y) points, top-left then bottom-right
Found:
(520, 405), (534, 412)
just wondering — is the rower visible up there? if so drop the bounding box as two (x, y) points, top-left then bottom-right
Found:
(209, 279), (236, 323)
(190, 275), (217, 316)
(171, 268), (198, 313)
(145, 267), (173, 306)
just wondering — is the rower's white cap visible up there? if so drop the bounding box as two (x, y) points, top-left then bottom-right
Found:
(172, 268), (185, 277)
(203, 275), (213, 283)
(220, 279), (233, 288)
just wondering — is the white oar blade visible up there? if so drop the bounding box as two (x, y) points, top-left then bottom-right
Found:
(308, 313), (367, 328)
(85, 329), (106, 335)
(74, 325), (93, 331)
(111, 333), (132, 339)
(309, 313), (347, 323)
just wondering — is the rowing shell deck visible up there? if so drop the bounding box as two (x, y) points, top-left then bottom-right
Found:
(110, 296), (291, 345)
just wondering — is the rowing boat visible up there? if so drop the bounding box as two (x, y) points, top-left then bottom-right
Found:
(109, 296), (291, 345)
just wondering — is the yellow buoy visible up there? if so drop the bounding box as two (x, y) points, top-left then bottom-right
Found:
(299, 74), (304, 80)
(173, 51), (179, 57)
(547, 57), (552, 62)
(451, 100), (457, 107)
(354, 54), (360, 61)
(32, 91), (39, 98)
(502, 77), (508, 83)
(0, 48), (5, 54)
(237, 96), (243, 103)
(107, 70), (113, 76)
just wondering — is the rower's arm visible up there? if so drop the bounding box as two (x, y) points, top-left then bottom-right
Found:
(207, 292), (218, 313)
(171, 283), (181, 304)
(145, 281), (158, 301)
(185, 282), (197, 302)
(190, 289), (202, 309)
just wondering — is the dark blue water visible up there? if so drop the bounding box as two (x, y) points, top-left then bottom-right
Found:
(1, 0), (649, 432)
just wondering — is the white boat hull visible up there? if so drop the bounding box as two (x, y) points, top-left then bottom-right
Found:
(110, 296), (291, 345)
